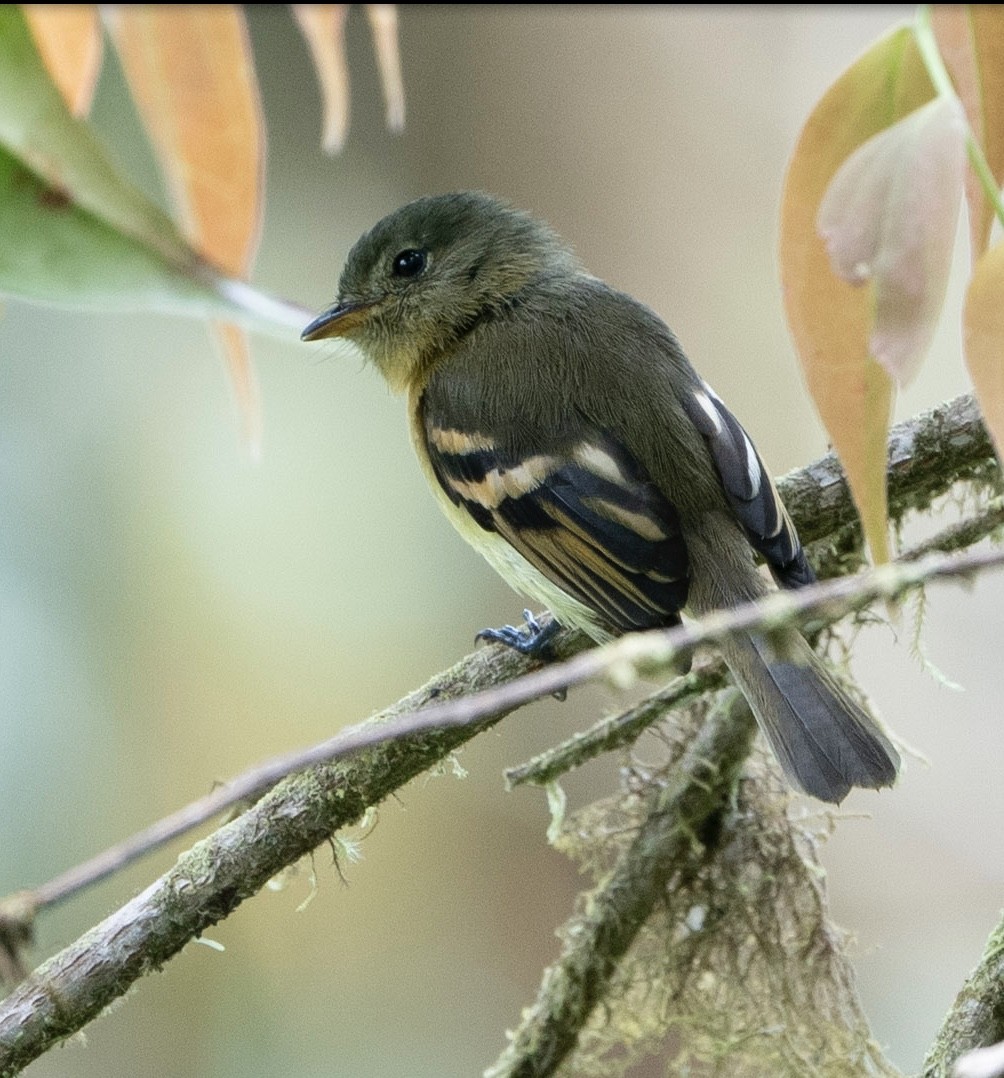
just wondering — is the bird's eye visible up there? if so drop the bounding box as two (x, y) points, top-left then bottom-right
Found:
(391, 249), (428, 278)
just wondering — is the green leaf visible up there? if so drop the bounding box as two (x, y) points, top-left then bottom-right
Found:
(0, 6), (306, 335)
(0, 6), (188, 263)
(0, 144), (203, 312)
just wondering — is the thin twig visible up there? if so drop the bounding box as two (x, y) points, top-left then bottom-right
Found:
(504, 659), (727, 789)
(953, 1039), (1004, 1078)
(0, 547), (1001, 1074)
(20, 545), (1004, 918)
(0, 641), (566, 1076)
(901, 498), (1004, 562)
(0, 394), (997, 1076)
(10, 393), (995, 917)
(26, 630), (587, 913)
(505, 499), (1004, 791)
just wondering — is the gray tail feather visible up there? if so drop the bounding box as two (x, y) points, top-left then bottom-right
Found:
(720, 630), (900, 803)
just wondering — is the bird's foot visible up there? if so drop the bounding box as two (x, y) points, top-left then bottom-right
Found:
(476, 609), (560, 659)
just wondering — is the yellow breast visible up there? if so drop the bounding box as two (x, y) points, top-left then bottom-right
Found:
(406, 383), (612, 643)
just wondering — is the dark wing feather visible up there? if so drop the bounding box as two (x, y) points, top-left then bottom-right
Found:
(681, 381), (815, 589)
(423, 417), (690, 633)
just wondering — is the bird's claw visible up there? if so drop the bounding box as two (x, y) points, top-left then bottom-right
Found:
(476, 609), (560, 659)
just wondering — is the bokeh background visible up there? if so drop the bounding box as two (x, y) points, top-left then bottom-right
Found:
(4, 6), (1002, 1076)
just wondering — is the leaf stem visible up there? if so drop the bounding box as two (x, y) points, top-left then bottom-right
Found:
(914, 6), (955, 100)
(914, 4), (1004, 228)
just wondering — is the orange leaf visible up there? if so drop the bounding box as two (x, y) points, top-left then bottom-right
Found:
(105, 5), (263, 276)
(106, 6), (265, 447)
(214, 320), (263, 458)
(779, 24), (935, 565)
(23, 4), (102, 118)
(964, 242), (1004, 464)
(292, 5), (350, 154)
(933, 5), (1004, 259)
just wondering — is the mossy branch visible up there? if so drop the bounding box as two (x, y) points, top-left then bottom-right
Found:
(922, 908), (1004, 1077)
(487, 689), (760, 1078)
(490, 692), (904, 1078)
(505, 657), (728, 789)
(505, 495), (1004, 792)
(0, 392), (998, 1076)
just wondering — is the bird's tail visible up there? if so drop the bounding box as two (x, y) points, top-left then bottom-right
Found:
(719, 630), (899, 803)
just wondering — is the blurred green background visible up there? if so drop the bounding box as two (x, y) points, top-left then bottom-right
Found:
(4, 6), (1002, 1076)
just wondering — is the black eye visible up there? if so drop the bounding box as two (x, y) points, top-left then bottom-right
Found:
(391, 249), (427, 278)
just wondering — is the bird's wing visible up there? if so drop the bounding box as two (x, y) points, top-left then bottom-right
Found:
(680, 381), (814, 588)
(421, 417), (690, 633)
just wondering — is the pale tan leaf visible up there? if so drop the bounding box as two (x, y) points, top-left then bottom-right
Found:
(933, 5), (1004, 258)
(23, 4), (102, 118)
(779, 24), (935, 565)
(292, 5), (350, 154)
(964, 242), (1004, 464)
(818, 95), (966, 385)
(365, 5), (405, 134)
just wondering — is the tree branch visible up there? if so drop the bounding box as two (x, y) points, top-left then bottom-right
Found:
(0, 553), (998, 1074)
(9, 393), (995, 918)
(780, 393), (995, 549)
(0, 393), (998, 1075)
(490, 692), (903, 1078)
(26, 631), (591, 914)
(504, 657), (728, 789)
(923, 907), (1004, 1077)
(0, 642), (566, 1077)
(487, 689), (759, 1078)
(505, 495), (1004, 791)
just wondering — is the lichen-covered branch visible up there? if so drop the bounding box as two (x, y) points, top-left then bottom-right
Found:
(0, 393), (998, 1076)
(504, 657), (728, 788)
(0, 643), (569, 1077)
(490, 692), (903, 1078)
(780, 393), (995, 547)
(922, 908), (1004, 1078)
(504, 492), (1004, 792)
(486, 690), (760, 1078)
(10, 394), (997, 919)
(21, 627), (591, 916)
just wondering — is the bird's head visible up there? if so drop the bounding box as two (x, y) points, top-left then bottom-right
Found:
(301, 192), (576, 392)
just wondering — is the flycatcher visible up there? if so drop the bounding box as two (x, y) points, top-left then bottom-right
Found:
(302, 191), (899, 804)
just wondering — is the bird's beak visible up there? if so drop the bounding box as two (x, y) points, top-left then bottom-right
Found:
(300, 299), (377, 341)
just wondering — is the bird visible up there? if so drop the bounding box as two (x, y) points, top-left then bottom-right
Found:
(301, 191), (899, 803)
